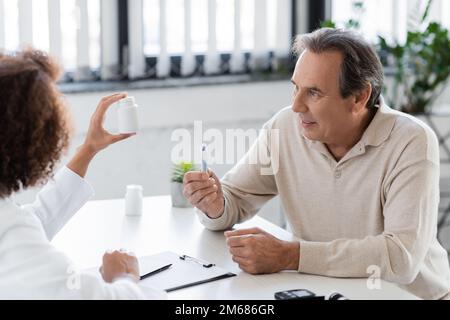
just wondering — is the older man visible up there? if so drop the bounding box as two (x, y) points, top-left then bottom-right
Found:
(183, 28), (450, 300)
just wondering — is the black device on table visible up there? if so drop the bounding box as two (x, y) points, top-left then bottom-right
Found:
(274, 289), (325, 300)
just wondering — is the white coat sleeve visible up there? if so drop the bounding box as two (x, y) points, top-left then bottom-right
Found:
(21, 166), (94, 240)
(0, 211), (166, 300)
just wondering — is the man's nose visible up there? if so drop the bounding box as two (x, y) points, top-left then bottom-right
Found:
(292, 93), (307, 113)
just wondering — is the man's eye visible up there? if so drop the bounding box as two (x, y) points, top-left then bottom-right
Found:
(308, 89), (320, 97)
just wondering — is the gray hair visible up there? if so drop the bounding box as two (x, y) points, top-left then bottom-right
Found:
(293, 28), (384, 109)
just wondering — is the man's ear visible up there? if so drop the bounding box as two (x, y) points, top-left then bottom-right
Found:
(353, 84), (372, 112)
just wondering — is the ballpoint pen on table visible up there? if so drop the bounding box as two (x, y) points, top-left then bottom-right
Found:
(140, 263), (172, 280)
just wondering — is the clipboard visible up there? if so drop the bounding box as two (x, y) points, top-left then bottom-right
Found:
(139, 251), (236, 292)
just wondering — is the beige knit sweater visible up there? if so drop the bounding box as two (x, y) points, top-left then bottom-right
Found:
(198, 102), (450, 300)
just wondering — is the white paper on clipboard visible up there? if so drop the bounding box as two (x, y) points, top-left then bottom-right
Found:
(139, 251), (235, 292)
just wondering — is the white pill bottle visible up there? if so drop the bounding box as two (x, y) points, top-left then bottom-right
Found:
(118, 96), (139, 134)
(125, 185), (143, 216)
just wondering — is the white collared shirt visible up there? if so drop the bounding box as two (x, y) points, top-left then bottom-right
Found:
(0, 166), (165, 300)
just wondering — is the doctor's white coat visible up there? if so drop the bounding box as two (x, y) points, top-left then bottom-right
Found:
(0, 167), (165, 300)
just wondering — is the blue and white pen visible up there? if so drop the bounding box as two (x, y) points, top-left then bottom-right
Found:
(201, 144), (208, 173)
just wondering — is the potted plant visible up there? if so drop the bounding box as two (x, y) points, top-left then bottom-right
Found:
(322, 0), (450, 115)
(378, 0), (450, 114)
(170, 161), (197, 208)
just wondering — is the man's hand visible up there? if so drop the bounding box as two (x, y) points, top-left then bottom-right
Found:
(183, 170), (225, 219)
(100, 250), (140, 283)
(225, 227), (300, 274)
(67, 93), (135, 177)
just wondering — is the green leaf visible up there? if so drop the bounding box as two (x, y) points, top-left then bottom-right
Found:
(170, 161), (199, 182)
(320, 20), (336, 29)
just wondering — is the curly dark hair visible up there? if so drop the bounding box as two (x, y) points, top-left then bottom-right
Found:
(0, 49), (72, 198)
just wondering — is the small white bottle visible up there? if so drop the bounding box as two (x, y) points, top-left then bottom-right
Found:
(118, 97), (139, 134)
(125, 185), (143, 216)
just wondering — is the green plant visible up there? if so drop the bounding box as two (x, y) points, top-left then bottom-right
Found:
(321, 1), (365, 30)
(323, 0), (450, 114)
(378, 0), (450, 114)
(171, 161), (198, 183)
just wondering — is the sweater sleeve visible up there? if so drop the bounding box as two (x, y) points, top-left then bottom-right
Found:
(298, 130), (440, 285)
(198, 121), (279, 231)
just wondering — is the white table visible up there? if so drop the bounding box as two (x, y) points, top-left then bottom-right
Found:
(51, 196), (417, 300)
